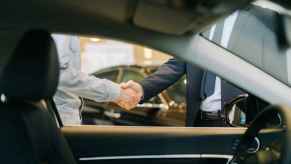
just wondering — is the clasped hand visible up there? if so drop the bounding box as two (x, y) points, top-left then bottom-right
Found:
(114, 80), (143, 110)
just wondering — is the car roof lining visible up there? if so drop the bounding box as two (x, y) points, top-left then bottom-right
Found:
(0, 0), (253, 35)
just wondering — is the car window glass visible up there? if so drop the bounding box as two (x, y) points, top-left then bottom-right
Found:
(53, 34), (263, 128)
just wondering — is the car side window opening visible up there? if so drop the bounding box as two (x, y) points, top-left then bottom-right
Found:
(53, 34), (264, 128)
(53, 34), (187, 127)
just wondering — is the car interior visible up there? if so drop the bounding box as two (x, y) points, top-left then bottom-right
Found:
(1, 0), (291, 164)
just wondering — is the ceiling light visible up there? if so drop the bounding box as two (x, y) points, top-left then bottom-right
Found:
(90, 38), (101, 42)
(144, 48), (153, 59)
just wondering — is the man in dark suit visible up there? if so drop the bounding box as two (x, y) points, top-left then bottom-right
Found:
(122, 5), (278, 127)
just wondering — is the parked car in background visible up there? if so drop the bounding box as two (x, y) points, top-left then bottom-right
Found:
(81, 65), (187, 126)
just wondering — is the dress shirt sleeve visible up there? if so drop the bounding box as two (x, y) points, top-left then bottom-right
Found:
(53, 34), (120, 102)
(58, 68), (121, 102)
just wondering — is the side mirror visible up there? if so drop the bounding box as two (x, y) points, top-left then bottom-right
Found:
(224, 94), (248, 127)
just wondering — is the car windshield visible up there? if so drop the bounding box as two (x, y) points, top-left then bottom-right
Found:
(224, 3), (291, 87)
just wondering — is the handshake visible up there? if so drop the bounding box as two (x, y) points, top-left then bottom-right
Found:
(114, 80), (144, 110)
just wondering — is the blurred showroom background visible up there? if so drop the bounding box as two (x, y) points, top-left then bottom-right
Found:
(79, 37), (170, 74)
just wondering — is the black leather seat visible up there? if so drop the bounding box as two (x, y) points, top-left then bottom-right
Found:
(0, 30), (77, 164)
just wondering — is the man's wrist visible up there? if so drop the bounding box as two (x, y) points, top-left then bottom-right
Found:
(105, 80), (121, 102)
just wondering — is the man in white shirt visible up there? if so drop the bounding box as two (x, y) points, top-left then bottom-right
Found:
(52, 34), (141, 125)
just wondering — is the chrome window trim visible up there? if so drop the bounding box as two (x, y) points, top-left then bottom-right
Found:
(79, 154), (233, 161)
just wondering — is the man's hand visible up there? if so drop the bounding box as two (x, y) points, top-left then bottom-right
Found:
(120, 80), (143, 98)
(114, 81), (143, 110)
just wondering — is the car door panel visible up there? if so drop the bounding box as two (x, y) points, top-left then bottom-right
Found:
(62, 126), (280, 164)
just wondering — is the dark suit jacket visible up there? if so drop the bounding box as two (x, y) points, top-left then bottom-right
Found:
(140, 58), (205, 126)
(140, 5), (278, 126)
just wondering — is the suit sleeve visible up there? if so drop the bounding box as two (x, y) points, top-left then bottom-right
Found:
(140, 58), (186, 102)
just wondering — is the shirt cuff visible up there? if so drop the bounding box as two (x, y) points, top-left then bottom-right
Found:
(104, 80), (121, 102)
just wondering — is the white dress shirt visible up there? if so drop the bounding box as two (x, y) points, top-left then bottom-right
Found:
(200, 11), (239, 112)
(52, 34), (121, 125)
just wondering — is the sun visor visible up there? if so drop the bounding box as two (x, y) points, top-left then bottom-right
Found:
(133, 1), (197, 35)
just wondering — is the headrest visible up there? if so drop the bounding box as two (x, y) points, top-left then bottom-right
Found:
(0, 30), (59, 100)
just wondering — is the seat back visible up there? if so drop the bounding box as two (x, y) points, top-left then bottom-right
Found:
(0, 30), (77, 164)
